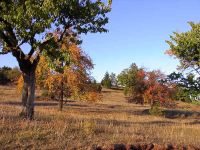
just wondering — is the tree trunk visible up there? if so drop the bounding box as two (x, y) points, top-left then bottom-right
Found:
(20, 71), (36, 120)
(59, 80), (64, 111)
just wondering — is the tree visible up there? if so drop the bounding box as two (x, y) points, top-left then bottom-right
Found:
(39, 32), (95, 110)
(0, 66), (11, 85)
(0, 0), (111, 120)
(101, 72), (111, 88)
(118, 63), (176, 106)
(0, 66), (21, 85)
(143, 70), (175, 107)
(110, 72), (117, 87)
(166, 72), (200, 102)
(166, 22), (200, 76)
(117, 63), (146, 104)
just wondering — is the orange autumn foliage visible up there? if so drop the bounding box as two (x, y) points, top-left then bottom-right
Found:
(164, 49), (175, 56)
(143, 70), (176, 106)
(17, 32), (101, 102)
(123, 66), (176, 107)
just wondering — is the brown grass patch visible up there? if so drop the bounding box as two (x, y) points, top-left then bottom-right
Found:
(0, 86), (200, 149)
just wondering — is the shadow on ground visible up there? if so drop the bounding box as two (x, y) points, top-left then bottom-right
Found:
(164, 109), (200, 119)
(142, 109), (200, 119)
(1, 100), (200, 120)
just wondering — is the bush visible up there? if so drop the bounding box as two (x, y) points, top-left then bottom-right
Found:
(118, 64), (175, 106)
(191, 100), (200, 106)
(88, 83), (102, 93)
(101, 72), (112, 88)
(0, 66), (21, 85)
(41, 89), (49, 98)
(149, 102), (164, 116)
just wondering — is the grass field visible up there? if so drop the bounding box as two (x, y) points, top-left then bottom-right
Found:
(0, 86), (200, 149)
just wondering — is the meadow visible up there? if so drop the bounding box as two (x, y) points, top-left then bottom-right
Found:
(0, 86), (200, 149)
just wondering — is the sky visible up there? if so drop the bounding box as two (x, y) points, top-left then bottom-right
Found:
(1, 0), (200, 82)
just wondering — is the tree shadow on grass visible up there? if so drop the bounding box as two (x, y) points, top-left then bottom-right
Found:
(188, 120), (200, 125)
(142, 109), (200, 119)
(163, 109), (200, 119)
(0, 101), (91, 108)
(0, 101), (58, 107)
(93, 118), (177, 127)
(101, 90), (112, 94)
(0, 112), (178, 131)
(2, 100), (200, 120)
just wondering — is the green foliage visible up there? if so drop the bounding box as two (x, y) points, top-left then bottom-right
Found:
(101, 72), (112, 88)
(191, 100), (200, 106)
(101, 72), (118, 88)
(41, 89), (49, 98)
(166, 22), (200, 75)
(166, 72), (200, 102)
(1, 0), (111, 119)
(0, 0), (111, 49)
(0, 0), (112, 74)
(0, 66), (21, 85)
(149, 102), (164, 116)
(117, 63), (146, 103)
(174, 87), (191, 102)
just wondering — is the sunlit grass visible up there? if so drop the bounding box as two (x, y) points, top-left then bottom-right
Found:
(0, 86), (200, 149)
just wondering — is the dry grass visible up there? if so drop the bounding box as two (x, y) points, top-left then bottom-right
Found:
(0, 86), (200, 149)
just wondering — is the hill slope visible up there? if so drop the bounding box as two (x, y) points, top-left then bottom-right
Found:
(0, 86), (200, 149)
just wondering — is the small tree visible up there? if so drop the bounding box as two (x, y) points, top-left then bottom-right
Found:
(118, 63), (146, 103)
(143, 70), (175, 107)
(0, 0), (111, 119)
(42, 32), (94, 110)
(101, 72), (112, 88)
(110, 72), (117, 87)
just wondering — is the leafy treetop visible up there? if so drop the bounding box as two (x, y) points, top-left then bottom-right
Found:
(0, 0), (111, 72)
(166, 22), (200, 75)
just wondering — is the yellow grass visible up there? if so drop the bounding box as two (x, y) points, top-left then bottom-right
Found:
(0, 86), (200, 149)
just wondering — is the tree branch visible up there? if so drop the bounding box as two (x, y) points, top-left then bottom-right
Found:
(58, 23), (72, 42)
(0, 30), (26, 62)
(32, 37), (55, 62)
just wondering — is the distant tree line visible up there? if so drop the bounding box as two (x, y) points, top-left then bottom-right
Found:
(0, 66), (21, 85)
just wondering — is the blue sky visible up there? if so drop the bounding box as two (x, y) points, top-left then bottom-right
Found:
(1, 0), (200, 81)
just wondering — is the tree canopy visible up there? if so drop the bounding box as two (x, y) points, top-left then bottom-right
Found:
(117, 63), (175, 106)
(101, 72), (112, 88)
(0, 0), (112, 71)
(166, 22), (200, 76)
(0, 0), (112, 120)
